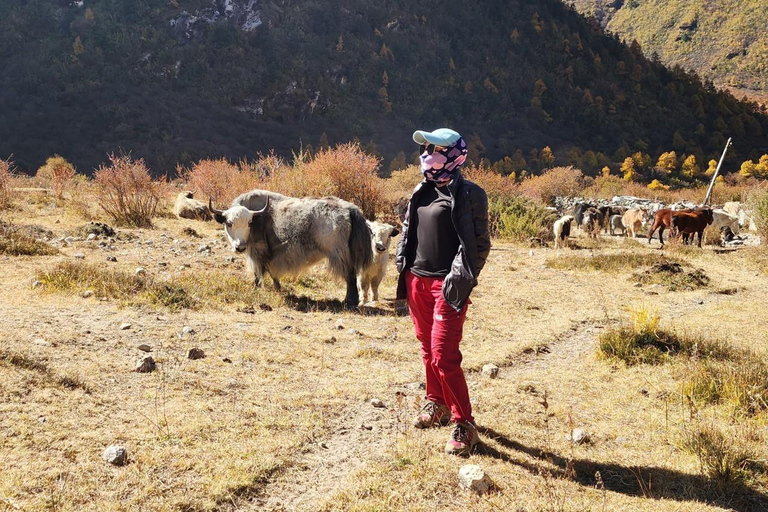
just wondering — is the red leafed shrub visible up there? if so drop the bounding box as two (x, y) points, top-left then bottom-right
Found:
(179, 158), (263, 205)
(265, 143), (386, 219)
(519, 166), (585, 205)
(94, 154), (167, 228)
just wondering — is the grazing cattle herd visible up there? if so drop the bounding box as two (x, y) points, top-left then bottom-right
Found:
(170, 186), (759, 305)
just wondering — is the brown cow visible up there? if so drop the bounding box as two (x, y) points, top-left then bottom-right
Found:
(672, 208), (714, 248)
(647, 208), (693, 246)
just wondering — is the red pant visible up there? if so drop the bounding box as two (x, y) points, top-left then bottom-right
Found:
(405, 270), (473, 424)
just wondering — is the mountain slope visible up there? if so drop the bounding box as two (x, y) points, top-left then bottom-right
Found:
(0, 0), (766, 174)
(570, 0), (768, 94)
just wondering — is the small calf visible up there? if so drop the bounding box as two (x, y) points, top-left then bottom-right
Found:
(553, 215), (574, 249)
(609, 214), (625, 236)
(357, 221), (399, 304)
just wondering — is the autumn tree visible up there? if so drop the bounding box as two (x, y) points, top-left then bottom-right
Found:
(681, 155), (700, 179)
(539, 146), (555, 169)
(621, 157), (639, 181)
(655, 151), (677, 174)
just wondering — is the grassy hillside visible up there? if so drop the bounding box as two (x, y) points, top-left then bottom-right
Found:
(0, 0), (766, 175)
(571, 0), (768, 93)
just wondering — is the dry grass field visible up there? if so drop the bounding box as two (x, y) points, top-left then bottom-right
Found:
(2, 189), (768, 512)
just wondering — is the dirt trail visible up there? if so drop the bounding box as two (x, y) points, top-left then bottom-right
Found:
(246, 400), (404, 511)
(242, 321), (599, 512)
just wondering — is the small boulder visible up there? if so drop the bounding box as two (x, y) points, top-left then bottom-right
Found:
(181, 326), (196, 336)
(458, 465), (493, 494)
(135, 267), (146, 277)
(106, 256), (117, 262)
(482, 364), (500, 379)
(187, 348), (205, 360)
(568, 428), (590, 445)
(31, 280), (43, 288)
(120, 323), (132, 330)
(137, 344), (152, 352)
(370, 398), (385, 408)
(135, 356), (156, 373)
(73, 253), (85, 259)
(82, 290), (94, 298)
(103, 445), (128, 466)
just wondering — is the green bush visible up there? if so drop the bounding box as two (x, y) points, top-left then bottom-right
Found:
(490, 196), (557, 242)
(747, 186), (768, 240)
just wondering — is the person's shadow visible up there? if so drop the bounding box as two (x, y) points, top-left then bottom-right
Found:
(476, 426), (768, 512)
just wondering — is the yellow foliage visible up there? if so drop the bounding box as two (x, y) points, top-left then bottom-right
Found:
(647, 179), (670, 191)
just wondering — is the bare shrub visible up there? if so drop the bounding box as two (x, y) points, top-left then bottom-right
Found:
(94, 154), (167, 228)
(180, 158), (263, 205)
(0, 158), (15, 209)
(265, 143), (385, 219)
(37, 155), (77, 199)
(519, 166), (585, 205)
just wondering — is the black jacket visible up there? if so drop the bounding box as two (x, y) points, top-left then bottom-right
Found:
(396, 172), (491, 311)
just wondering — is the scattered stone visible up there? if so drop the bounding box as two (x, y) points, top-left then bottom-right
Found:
(65, 236), (75, 245)
(568, 428), (590, 445)
(482, 364), (500, 379)
(181, 326), (196, 336)
(135, 267), (146, 277)
(187, 348), (206, 360)
(120, 323), (132, 330)
(157, 261), (167, 267)
(31, 280), (43, 289)
(178, 264), (190, 271)
(347, 328), (361, 336)
(102, 445), (128, 466)
(222, 357), (232, 364)
(458, 465), (493, 494)
(137, 344), (152, 352)
(360, 424), (373, 431)
(404, 382), (426, 391)
(80, 222), (115, 238)
(38, 416), (46, 424)
(633, 282), (643, 288)
(227, 378), (239, 388)
(82, 290), (94, 298)
(324, 336), (337, 344)
(87, 233), (97, 241)
(135, 356), (156, 373)
(32, 338), (50, 346)
(259, 303), (273, 311)
(319, 442), (329, 449)
(73, 253), (85, 259)
(106, 256), (117, 262)
(370, 398), (385, 408)
(335, 320), (345, 330)
(237, 306), (256, 314)
(181, 227), (200, 238)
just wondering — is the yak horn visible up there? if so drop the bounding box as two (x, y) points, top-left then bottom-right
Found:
(209, 198), (223, 216)
(250, 196), (269, 215)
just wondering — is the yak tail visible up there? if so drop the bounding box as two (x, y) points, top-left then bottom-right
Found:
(348, 206), (373, 272)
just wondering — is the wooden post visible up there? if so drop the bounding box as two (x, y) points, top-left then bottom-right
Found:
(703, 137), (732, 206)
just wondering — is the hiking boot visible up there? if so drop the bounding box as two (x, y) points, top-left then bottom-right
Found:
(413, 401), (451, 429)
(445, 421), (479, 456)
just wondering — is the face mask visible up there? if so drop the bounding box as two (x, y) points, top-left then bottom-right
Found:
(420, 136), (468, 183)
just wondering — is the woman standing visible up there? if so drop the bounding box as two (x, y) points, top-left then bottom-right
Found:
(395, 128), (491, 456)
